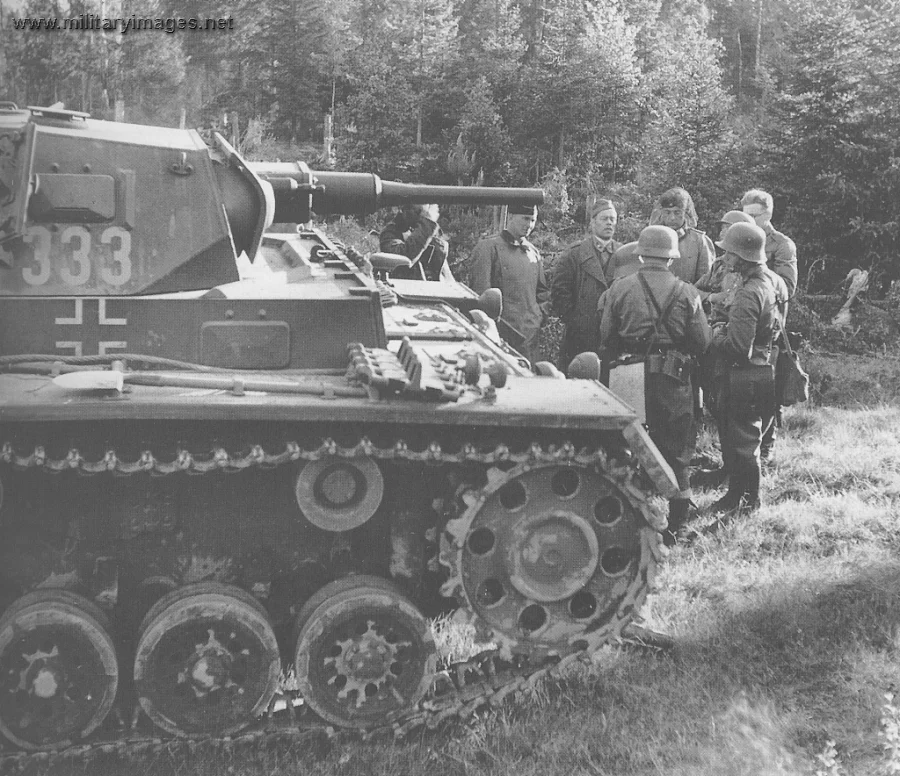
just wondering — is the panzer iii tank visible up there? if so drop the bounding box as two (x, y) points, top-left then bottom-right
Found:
(0, 103), (676, 756)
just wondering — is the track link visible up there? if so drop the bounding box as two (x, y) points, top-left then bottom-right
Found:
(0, 433), (664, 770)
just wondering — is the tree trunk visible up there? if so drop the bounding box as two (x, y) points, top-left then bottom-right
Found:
(754, 0), (763, 82)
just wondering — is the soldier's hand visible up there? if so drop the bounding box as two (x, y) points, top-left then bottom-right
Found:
(422, 204), (440, 222)
(712, 322), (727, 343)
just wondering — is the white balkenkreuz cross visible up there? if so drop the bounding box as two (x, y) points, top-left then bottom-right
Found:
(55, 299), (128, 356)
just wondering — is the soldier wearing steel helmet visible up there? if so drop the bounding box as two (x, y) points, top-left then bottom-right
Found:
(741, 189), (797, 298)
(705, 222), (782, 523)
(598, 225), (711, 545)
(694, 210), (757, 425)
(695, 210), (756, 324)
(741, 188), (798, 465)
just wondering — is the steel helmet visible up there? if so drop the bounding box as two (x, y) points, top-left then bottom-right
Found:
(715, 222), (767, 264)
(718, 210), (754, 226)
(637, 225), (680, 260)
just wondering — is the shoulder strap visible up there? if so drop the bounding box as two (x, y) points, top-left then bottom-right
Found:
(637, 272), (682, 348)
(775, 316), (795, 355)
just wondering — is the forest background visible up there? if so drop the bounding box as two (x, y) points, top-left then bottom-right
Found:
(3, 0), (900, 306)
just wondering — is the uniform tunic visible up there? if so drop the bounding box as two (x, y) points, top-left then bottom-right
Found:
(669, 227), (715, 284)
(550, 236), (622, 370)
(598, 262), (711, 498)
(470, 231), (550, 363)
(763, 223), (798, 298)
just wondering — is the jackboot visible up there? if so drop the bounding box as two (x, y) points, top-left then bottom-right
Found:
(742, 464), (761, 512)
(705, 483), (744, 517)
(663, 498), (694, 547)
(701, 471), (746, 536)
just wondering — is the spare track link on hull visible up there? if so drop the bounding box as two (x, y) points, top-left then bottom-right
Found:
(0, 432), (663, 770)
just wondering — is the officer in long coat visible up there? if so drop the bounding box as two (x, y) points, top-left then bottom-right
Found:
(598, 225), (711, 544)
(551, 198), (622, 372)
(706, 222), (781, 520)
(649, 187), (715, 284)
(470, 204), (550, 364)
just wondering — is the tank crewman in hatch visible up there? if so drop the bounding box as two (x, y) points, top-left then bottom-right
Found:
(550, 197), (622, 373)
(740, 188), (798, 465)
(379, 203), (454, 282)
(649, 187), (715, 284)
(598, 225), (711, 546)
(704, 222), (781, 525)
(470, 204), (551, 364)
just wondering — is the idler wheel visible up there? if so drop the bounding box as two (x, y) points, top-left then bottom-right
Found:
(134, 584), (280, 738)
(0, 589), (118, 750)
(295, 457), (384, 531)
(293, 578), (436, 728)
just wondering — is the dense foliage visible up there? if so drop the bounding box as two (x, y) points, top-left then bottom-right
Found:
(2, 0), (900, 292)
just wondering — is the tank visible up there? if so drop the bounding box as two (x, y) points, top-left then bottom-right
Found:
(0, 104), (677, 756)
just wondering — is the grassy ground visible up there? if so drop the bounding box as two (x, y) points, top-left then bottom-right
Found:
(24, 354), (900, 776)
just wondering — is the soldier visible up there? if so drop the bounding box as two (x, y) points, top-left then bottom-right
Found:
(705, 222), (781, 521)
(740, 189), (797, 297)
(649, 187), (715, 284)
(613, 241), (640, 280)
(470, 204), (551, 364)
(551, 198), (622, 372)
(693, 211), (756, 429)
(740, 189), (798, 464)
(695, 211), (755, 319)
(598, 225), (711, 545)
(379, 203), (454, 282)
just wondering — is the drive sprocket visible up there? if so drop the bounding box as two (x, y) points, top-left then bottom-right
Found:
(440, 459), (661, 660)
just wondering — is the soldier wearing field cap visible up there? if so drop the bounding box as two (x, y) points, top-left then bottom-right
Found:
(705, 222), (782, 523)
(551, 197), (622, 372)
(649, 187), (715, 284)
(470, 203), (550, 364)
(598, 225), (711, 545)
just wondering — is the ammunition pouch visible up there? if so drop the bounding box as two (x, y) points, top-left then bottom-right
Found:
(727, 362), (775, 418)
(646, 349), (692, 385)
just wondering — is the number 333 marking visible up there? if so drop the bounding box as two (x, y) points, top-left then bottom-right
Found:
(22, 225), (132, 287)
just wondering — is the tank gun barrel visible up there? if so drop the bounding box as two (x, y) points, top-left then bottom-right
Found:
(249, 164), (544, 221)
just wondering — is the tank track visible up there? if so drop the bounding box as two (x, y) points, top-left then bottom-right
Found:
(0, 434), (663, 770)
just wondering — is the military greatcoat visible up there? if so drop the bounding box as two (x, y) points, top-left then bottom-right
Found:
(550, 236), (621, 371)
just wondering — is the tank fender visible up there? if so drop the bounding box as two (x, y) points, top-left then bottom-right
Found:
(622, 420), (679, 501)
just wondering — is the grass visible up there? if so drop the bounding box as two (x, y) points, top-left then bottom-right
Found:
(17, 354), (900, 776)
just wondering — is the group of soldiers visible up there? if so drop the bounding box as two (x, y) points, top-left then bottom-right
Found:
(379, 186), (797, 545)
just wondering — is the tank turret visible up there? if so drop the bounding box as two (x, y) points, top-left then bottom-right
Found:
(0, 104), (540, 296)
(0, 105), (675, 757)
